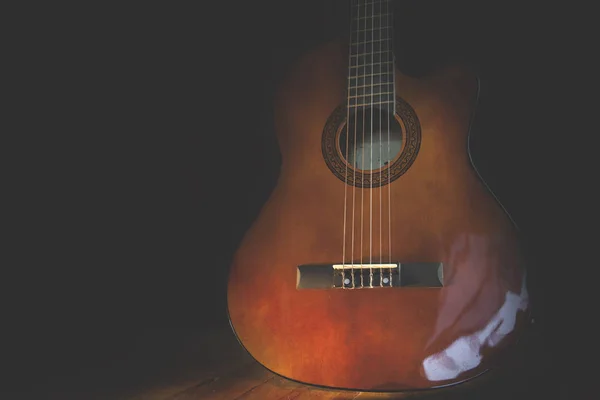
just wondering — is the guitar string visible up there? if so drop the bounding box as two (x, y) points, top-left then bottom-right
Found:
(379, 0), (384, 286)
(387, 0), (393, 286)
(351, 0), (360, 288)
(350, 0), (362, 289)
(347, 0), (394, 288)
(368, 0), (374, 288)
(356, 2), (367, 287)
(342, 0), (355, 289)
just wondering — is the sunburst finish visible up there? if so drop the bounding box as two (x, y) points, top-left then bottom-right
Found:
(227, 1), (530, 392)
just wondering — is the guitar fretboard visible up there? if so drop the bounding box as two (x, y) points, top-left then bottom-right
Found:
(348, 0), (395, 111)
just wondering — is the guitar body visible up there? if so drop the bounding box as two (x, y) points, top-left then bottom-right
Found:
(227, 37), (530, 391)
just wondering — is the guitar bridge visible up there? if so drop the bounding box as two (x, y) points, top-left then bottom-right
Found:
(296, 262), (444, 289)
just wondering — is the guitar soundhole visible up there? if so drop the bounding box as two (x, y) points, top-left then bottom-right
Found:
(338, 107), (403, 172)
(321, 96), (422, 188)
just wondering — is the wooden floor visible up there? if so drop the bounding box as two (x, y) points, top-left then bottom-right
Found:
(21, 322), (555, 400)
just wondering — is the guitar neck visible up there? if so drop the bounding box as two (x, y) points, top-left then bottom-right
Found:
(348, 0), (395, 111)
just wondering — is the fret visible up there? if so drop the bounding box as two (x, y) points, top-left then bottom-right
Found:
(349, 89), (394, 99)
(350, 61), (392, 67)
(349, 84), (393, 97)
(348, 93), (394, 107)
(348, 92), (395, 102)
(348, 73), (393, 87)
(350, 81), (393, 90)
(353, 13), (392, 21)
(351, 71), (393, 79)
(349, 92), (393, 99)
(349, 101), (394, 110)
(350, 38), (392, 54)
(349, 62), (393, 76)
(351, 50), (390, 57)
(351, 14), (393, 31)
(350, 52), (394, 66)
(348, 82), (394, 97)
(351, 38), (390, 46)
(351, 1), (391, 16)
(351, 28), (393, 43)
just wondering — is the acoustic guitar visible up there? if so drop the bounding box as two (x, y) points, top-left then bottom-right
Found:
(227, 0), (531, 392)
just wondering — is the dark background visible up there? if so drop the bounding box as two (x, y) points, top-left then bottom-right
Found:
(4, 0), (594, 397)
